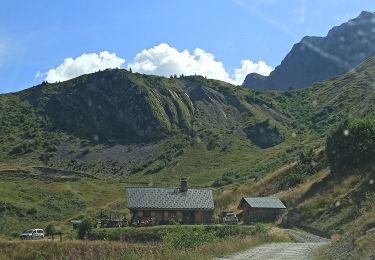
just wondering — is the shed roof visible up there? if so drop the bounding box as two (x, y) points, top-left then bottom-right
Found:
(238, 197), (286, 209)
(126, 187), (214, 210)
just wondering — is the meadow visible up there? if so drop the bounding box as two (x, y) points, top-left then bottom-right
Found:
(0, 225), (290, 260)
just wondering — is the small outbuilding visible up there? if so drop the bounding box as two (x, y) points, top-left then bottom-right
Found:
(126, 178), (214, 225)
(238, 197), (286, 224)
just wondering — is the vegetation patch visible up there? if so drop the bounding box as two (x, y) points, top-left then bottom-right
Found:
(0, 225), (290, 260)
(244, 120), (283, 148)
(276, 148), (327, 190)
(326, 117), (375, 174)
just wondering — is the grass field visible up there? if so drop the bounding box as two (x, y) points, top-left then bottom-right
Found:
(0, 225), (290, 260)
(0, 169), (128, 238)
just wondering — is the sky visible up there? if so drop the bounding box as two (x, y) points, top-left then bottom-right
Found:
(1, 0), (375, 93)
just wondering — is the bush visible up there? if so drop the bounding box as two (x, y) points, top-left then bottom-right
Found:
(326, 117), (375, 174)
(45, 224), (56, 236)
(251, 223), (271, 239)
(26, 208), (38, 217)
(9, 141), (33, 155)
(276, 149), (326, 190)
(77, 218), (93, 239)
(91, 225), (248, 249)
(91, 228), (163, 242)
(203, 225), (245, 238)
(212, 172), (236, 187)
(163, 225), (216, 249)
(277, 172), (306, 190)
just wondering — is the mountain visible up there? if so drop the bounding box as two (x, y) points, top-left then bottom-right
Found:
(243, 11), (375, 91)
(1, 56), (375, 181)
(0, 56), (374, 238)
(0, 69), (293, 181)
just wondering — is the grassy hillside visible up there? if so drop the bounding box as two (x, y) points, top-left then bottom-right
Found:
(0, 57), (374, 239)
(0, 69), (310, 185)
(0, 169), (127, 238)
(255, 56), (375, 135)
(215, 117), (375, 259)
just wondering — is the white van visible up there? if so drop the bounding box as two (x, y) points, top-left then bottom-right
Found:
(20, 229), (44, 239)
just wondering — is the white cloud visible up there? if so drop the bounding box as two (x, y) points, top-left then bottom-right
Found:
(44, 51), (125, 82)
(35, 71), (44, 80)
(128, 43), (272, 85)
(233, 60), (272, 85)
(128, 43), (231, 82)
(40, 43), (272, 85)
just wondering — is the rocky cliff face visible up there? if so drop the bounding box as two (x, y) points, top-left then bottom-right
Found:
(243, 11), (375, 91)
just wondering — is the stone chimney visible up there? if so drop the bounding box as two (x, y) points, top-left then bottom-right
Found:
(180, 178), (188, 192)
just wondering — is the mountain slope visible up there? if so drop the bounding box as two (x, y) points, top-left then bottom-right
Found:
(1, 55), (375, 181)
(243, 11), (375, 91)
(0, 70), (295, 182)
(0, 56), (374, 238)
(255, 56), (375, 134)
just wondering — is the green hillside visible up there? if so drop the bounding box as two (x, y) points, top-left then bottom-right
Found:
(0, 57), (374, 241)
(0, 69), (305, 185)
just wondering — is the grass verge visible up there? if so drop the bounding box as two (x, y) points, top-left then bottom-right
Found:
(0, 225), (290, 260)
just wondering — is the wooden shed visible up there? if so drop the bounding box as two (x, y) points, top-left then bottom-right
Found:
(126, 178), (214, 225)
(238, 197), (286, 224)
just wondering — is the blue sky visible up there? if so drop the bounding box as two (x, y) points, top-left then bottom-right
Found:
(1, 0), (375, 93)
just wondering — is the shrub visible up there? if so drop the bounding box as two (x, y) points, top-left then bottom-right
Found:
(163, 225), (216, 249)
(277, 172), (306, 190)
(212, 172), (236, 187)
(204, 225), (245, 238)
(45, 224), (56, 237)
(326, 117), (375, 174)
(90, 228), (163, 242)
(26, 208), (38, 217)
(77, 218), (93, 239)
(251, 223), (271, 238)
(277, 149), (326, 190)
(9, 141), (33, 155)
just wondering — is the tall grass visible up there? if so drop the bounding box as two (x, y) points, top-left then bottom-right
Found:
(0, 226), (290, 260)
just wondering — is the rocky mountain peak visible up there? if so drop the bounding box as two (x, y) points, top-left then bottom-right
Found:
(243, 11), (375, 91)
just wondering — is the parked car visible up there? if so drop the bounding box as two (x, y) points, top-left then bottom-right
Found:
(222, 211), (238, 224)
(20, 229), (45, 240)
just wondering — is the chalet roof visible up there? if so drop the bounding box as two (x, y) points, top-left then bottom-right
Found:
(126, 187), (214, 210)
(238, 197), (286, 209)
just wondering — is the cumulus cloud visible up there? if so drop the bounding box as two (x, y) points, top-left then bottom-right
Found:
(128, 43), (231, 82)
(40, 43), (272, 85)
(128, 43), (272, 85)
(233, 60), (272, 84)
(44, 51), (125, 82)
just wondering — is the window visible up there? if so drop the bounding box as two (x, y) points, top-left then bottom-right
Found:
(168, 211), (176, 218)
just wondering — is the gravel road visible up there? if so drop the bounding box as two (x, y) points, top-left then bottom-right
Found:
(219, 229), (329, 260)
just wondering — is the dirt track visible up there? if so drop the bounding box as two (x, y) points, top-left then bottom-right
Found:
(220, 229), (329, 260)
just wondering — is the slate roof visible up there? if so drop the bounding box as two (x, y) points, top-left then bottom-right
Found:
(126, 187), (214, 210)
(239, 197), (286, 209)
